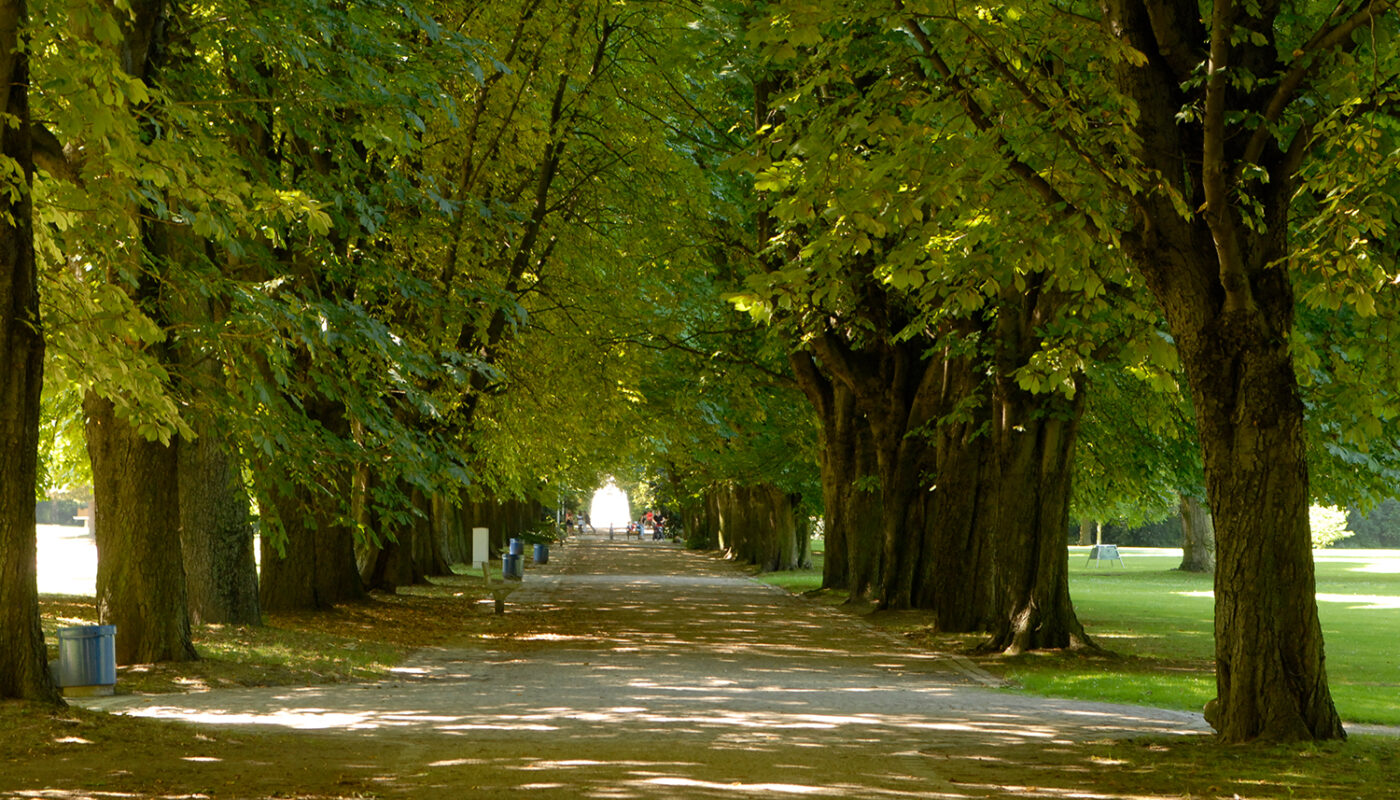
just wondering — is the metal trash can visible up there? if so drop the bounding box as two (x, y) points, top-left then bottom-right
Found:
(508, 538), (524, 556)
(533, 544), (549, 564)
(57, 625), (116, 696)
(502, 553), (523, 580)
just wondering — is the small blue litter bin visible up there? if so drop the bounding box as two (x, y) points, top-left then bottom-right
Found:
(533, 544), (549, 564)
(508, 538), (524, 556)
(502, 553), (523, 579)
(57, 625), (116, 696)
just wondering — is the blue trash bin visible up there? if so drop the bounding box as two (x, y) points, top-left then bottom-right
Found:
(502, 553), (523, 580)
(508, 538), (524, 556)
(57, 625), (116, 696)
(533, 544), (549, 565)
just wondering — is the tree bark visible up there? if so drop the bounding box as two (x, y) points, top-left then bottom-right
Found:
(411, 488), (451, 577)
(85, 394), (198, 665)
(254, 396), (364, 612)
(808, 333), (939, 611)
(792, 353), (882, 594)
(1184, 308), (1341, 740)
(257, 474), (365, 611)
(356, 471), (415, 593)
(1100, 0), (1344, 743)
(1178, 495), (1215, 573)
(792, 354), (850, 590)
(719, 484), (804, 572)
(0, 0), (61, 699)
(916, 337), (997, 631)
(975, 280), (1091, 653)
(177, 415), (260, 625)
(433, 491), (470, 565)
(981, 386), (1091, 654)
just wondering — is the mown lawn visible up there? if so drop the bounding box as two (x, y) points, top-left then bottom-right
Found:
(757, 544), (1400, 726)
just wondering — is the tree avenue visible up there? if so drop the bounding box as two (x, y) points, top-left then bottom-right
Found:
(3, 0), (1399, 751)
(739, 0), (1398, 741)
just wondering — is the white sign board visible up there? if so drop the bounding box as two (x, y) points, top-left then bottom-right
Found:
(472, 527), (490, 568)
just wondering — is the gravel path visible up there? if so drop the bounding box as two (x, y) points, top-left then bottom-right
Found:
(79, 536), (1211, 798)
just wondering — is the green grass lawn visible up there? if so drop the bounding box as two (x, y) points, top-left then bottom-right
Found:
(758, 544), (1400, 726)
(1053, 547), (1400, 726)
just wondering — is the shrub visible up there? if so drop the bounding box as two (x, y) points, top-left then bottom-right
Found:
(1310, 505), (1354, 548)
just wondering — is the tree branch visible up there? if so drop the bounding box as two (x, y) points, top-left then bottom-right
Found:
(900, 15), (1107, 241)
(1242, 0), (1397, 166)
(1202, 0), (1253, 312)
(31, 123), (82, 184)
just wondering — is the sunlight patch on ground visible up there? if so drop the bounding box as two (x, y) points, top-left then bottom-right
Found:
(1352, 562), (1400, 574)
(1175, 589), (1400, 609)
(1316, 593), (1400, 610)
(641, 777), (833, 795)
(1314, 550), (1400, 574)
(959, 784), (1170, 800)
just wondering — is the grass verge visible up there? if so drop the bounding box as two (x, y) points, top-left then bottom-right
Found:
(756, 546), (1400, 727)
(40, 570), (507, 695)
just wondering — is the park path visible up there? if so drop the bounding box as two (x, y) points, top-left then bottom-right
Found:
(80, 536), (1210, 798)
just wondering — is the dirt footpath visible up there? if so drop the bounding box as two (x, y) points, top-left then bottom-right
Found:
(35, 537), (1209, 798)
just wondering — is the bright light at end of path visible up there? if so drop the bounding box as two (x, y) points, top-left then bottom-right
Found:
(590, 481), (631, 530)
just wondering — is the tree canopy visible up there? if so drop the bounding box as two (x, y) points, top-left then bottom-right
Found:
(3, 0), (1399, 744)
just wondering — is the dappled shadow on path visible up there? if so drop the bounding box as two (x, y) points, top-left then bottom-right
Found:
(61, 537), (1215, 799)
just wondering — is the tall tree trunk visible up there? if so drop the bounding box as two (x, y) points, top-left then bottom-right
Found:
(0, 0), (61, 699)
(714, 485), (735, 554)
(769, 488), (803, 571)
(257, 474), (364, 611)
(1099, 0), (1343, 743)
(975, 280), (1092, 653)
(918, 420), (997, 631)
(982, 386), (1091, 654)
(254, 396), (364, 611)
(1077, 519), (1094, 546)
(703, 489), (722, 549)
(85, 395), (197, 664)
(793, 353), (850, 588)
(809, 334), (939, 610)
(76, 0), (197, 667)
(917, 339), (996, 631)
(726, 484), (803, 572)
(356, 471), (414, 593)
(358, 483), (442, 592)
(1116, 113), (1342, 740)
(843, 422), (884, 600)
(411, 489), (451, 577)
(1178, 495), (1215, 573)
(178, 415), (260, 625)
(1184, 307), (1341, 740)
(433, 492), (469, 565)
(794, 509), (812, 569)
(864, 345), (937, 611)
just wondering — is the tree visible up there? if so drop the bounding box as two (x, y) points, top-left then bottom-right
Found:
(0, 0), (62, 703)
(880, 0), (1399, 739)
(734, 11), (1122, 649)
(73, 0), (197, 665)
(1178, 496), (1216, 573)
